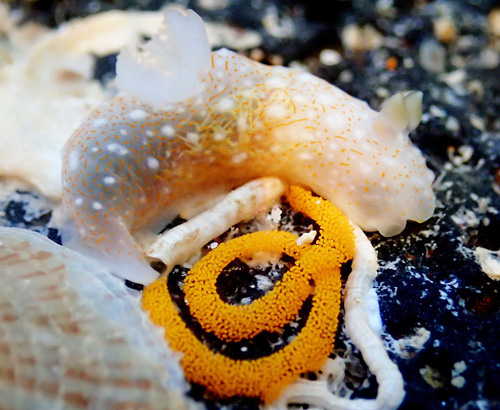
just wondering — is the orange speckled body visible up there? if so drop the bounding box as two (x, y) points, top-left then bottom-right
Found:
(62, 49), (435, 283)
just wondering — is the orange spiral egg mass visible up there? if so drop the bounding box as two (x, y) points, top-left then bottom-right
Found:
(141, 186), (354, 402)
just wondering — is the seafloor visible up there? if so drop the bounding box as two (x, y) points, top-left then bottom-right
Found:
(2, 0), (500, 409)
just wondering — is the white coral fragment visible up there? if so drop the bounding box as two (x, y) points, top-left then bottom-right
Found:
(147, 177), (286, 272)
(474, 247), (500, 280)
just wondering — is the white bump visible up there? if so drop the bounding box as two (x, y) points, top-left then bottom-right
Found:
(317, 93), (337, 105)
(146, 156), (160, 170)
(93, 118), (107, 128)
(129, 109), (148, 121)
(103, 176), (116, 185)
(74, 197), (84, 206)
(232, 152), (248, 164)
(319, 49), (342, 66)
(161, 125), (175, 137)
(305, 109), (317, 118)
(328, 143), (339, 152)
(293, 94), (310, 105)
(213, 132), (225, 141)
(91, 147), (99, 153)
(68, 150), (79, 171)
(358, 162), (373, 174)
(299, 152), (314, 161)
(107, 143), (128, 155)
(360, 143), (372, 152)
(120, 129), (128, 136)
(186, 132), (200, 144)
(237, 117), (248, 133)
(265, 76), (287, 88)
(216, 97), (235, 112)
(265, 104), (287, 119)
(296, 72), (315, 83)
(93, 202), (103, 210)
(325, 113), (347, 129)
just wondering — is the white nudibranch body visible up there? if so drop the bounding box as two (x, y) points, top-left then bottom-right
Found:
(61, 8), (436, 284)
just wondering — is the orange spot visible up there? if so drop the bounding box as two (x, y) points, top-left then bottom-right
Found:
(96, 236), (106, 245)
(386, 56), (398, 71)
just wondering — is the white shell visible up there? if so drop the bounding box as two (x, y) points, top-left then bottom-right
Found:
(0, 227), (199, 410)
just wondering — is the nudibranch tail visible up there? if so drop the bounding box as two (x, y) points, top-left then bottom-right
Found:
(61, 8), (436, 283)
(59, 214), (159, 284)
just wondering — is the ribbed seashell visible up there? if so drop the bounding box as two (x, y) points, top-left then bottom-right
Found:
(0, 227), (199, 410)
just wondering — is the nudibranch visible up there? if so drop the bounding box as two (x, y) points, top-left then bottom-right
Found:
(61, 8), (435, 284)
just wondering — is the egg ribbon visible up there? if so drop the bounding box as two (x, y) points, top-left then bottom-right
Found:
(142, 185), (354, 402)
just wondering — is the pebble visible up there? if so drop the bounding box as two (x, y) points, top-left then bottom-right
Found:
(489, 8), (500, 37)
(198, 0), (230, 10)
(467, 80), (485, 98)
(445, 116), (460, 133)
(341, 24), (383, 52)
(268, 54), (284, 66)
(249, 48), (265, 62)
(479, 47), (499, 69)
(439, 70), (466, 88)
(470, 115), (486, 132)
(434, 16), (457, 44)
(451, 376), (466, 389)
(319, 49), (342, 66)
(338, 69), (353, 83)
(419, 39), (447, 73)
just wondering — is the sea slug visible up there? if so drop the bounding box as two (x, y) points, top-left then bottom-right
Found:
(61, 8), (436, 284)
